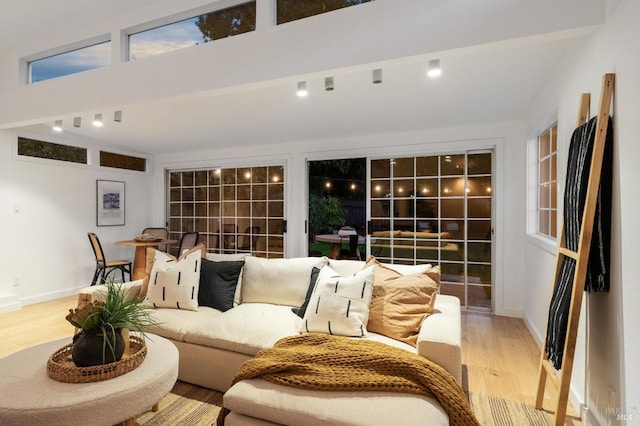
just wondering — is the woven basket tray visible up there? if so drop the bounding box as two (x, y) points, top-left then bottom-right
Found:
(47, 335), (147, 383)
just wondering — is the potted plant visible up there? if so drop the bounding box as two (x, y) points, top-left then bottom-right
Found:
(65, 281), (157, 367)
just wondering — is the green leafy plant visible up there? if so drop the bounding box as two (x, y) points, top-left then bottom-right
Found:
(309, 194), (346, 235)
(66, 281), (157, 364)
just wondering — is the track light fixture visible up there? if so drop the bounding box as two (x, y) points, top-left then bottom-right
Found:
(92, 113), (103, 127)
(428, 59), (442, 78)
(52, 120), (63, 132)
(297, 81), (308, 97)
(324, 77), (334, 91)
(372, 68), (382, 84)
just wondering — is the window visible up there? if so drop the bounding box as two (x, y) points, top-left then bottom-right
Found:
(17, 137), (87, 164)
(537, 123), (558, 239)
(168, 166), (285, 258)
(277, 0), (373, 24)
(129, 2), (256, 61)
(29, 40), (110, 83)
(370, 152), (493, 310)
(100, 151), (147, 171)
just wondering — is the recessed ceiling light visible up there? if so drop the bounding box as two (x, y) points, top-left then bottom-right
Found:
(93, 113), (103, 127)
(372, 68), (382, 84)
(297, 81), (308, 97)
(52, 120), (63, 132)
(428, 59), (442, 78)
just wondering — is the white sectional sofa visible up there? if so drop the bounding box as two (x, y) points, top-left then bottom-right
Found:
(78, 254), (462, 425)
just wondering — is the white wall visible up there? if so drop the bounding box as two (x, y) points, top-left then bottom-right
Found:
(154, 120), (527, 317)
(0, 129), (154, 307)
(0, 0), (605, 129)
(524, 0), (639, 421)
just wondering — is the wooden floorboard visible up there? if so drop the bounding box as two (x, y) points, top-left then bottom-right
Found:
(1, 297), (581, 424)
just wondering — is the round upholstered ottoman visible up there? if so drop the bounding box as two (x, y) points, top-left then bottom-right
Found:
(0, 334), (178, 426)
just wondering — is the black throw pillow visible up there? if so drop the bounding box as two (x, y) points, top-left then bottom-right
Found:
(292, 266), (320, 318)
(198, 259), (245, 312)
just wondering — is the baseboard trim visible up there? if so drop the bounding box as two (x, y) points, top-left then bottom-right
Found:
(19, 286), (87, 307)
(0, 294), (21, 313)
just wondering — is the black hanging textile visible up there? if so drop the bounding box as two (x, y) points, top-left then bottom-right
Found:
(544, 116), (613, 370)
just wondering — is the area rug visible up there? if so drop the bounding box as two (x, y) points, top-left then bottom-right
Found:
(135, 381), (222, 426)
(468, 392), (551, 426)
(135, 381), (550, 425)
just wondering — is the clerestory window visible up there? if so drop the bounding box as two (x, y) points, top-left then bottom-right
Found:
(128, 2), (256, 61)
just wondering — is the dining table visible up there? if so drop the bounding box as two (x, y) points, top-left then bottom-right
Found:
(115, 238), (177, 280)
(314, 233), (365, 260)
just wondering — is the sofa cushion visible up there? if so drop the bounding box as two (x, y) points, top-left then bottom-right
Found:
(198, 259), (244, 312)
(241, 256), (327, 306)
(365, 257), (440, 346)
(300, 264), (375, 337)
(144, 248), (202, 311)
(183, 303), (302, 356)
(224, 379), (449, 426)
(145, 305), (223, 342)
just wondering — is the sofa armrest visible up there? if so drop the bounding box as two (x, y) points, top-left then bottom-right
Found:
(416, 294), (462, 384)
(76, 280), (145, 309)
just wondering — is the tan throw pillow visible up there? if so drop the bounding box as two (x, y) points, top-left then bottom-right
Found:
(140, 243), (206, 297)
(365, 256), (440, 347)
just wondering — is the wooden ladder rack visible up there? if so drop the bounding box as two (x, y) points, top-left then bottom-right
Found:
(535, 73), (615, 425)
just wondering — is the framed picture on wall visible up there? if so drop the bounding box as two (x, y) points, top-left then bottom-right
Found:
(96, 180), (125, 226)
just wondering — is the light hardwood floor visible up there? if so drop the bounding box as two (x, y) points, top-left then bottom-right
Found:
(0, 297), (581, 425)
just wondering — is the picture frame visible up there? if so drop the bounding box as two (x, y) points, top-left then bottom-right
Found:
(96, 180), (125, 226)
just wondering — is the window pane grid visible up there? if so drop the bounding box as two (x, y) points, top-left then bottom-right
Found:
(537, 123), (558, 238)
(167, 166), (284, 258)
(370, 152), (493, 310)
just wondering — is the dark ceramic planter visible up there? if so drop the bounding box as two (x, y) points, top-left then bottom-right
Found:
(71, 329), (125, 367)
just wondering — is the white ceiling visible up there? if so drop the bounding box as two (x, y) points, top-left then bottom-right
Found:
(0, 1), (593, 155)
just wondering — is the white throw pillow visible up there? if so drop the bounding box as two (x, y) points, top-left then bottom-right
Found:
(300, 264), (375, 337)
(145, 248), (201, 311)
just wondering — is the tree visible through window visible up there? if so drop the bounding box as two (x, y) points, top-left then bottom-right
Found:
(277, 0), (373, 24)
(537, 123), (558, 239)
(129, 2), (256, 61)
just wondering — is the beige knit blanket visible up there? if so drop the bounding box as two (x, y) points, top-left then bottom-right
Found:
(217, 333), (479, 426)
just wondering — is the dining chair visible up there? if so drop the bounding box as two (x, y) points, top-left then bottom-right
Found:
(142, 227), (168, 252)
(222, 224), (238, 253)
(338, 234), (361, 261)
(238, 226), (260, 254)
(178, 232), (199, 254)
(88, 233), (132, 285)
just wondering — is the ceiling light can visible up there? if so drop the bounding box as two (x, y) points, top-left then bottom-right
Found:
(428, 59), (442, 78)
(297, 81), (308, 97)
(324, 77), (334, 91)
(372, 68), (382, 84)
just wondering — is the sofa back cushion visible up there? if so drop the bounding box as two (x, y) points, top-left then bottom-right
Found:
(241, 256), (328, 306)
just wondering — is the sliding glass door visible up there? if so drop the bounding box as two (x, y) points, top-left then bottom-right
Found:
(369, 152), (493, 310)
